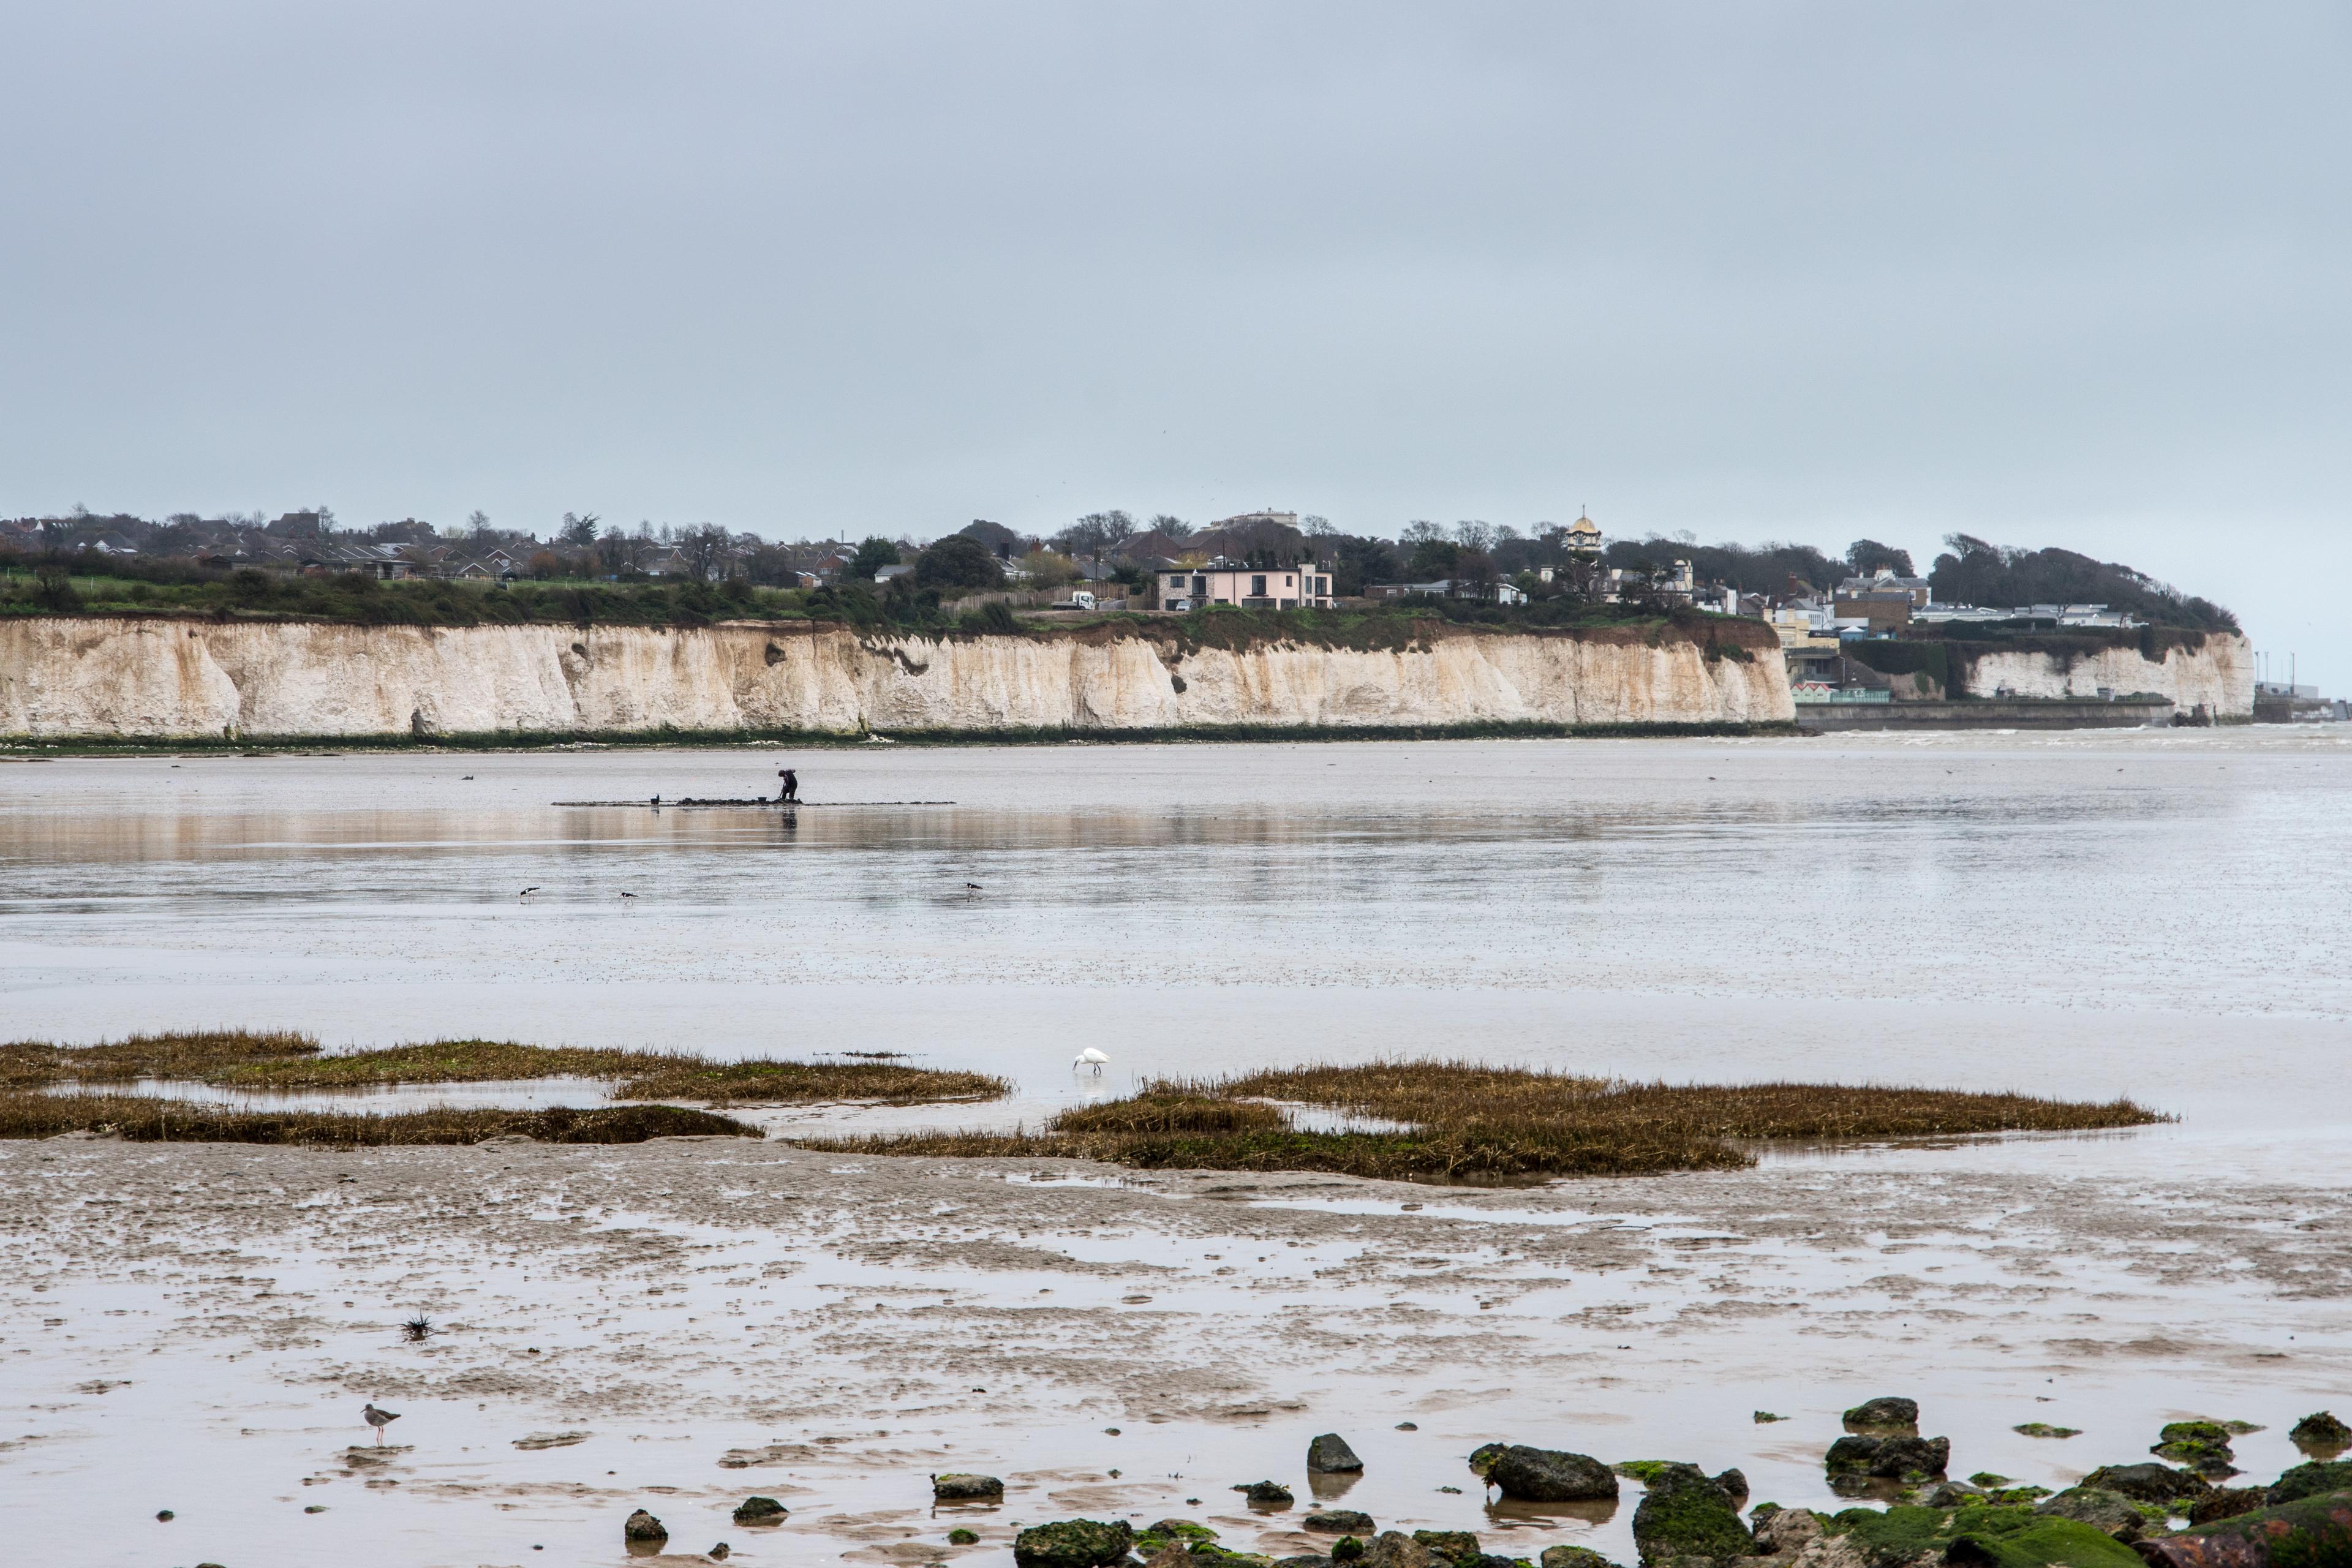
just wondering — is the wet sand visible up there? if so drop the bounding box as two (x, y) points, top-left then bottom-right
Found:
(6, 732), (2351, 1562)
(4, 1132), (2346, 1566)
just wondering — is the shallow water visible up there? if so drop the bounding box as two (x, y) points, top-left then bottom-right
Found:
(2, 731), (2349, 1565)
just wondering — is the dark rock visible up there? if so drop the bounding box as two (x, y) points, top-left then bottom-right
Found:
(1542, 1548), (1627, 1568)
(1012, 1518), (1136, 1568)
(1843, 1397), (1920, 1430)
(1278, 1558), (1337, 1568)
(1923, 1483), (1987, 1508)
(2082, 1463), (2211, 1504)
(948, 1528), (981, 1545)
(710, 1547), (729, 1561)
(1236, 1480), (1294, 1508)
(1712, 1468), (1749, 1507)
(1333, 1539), (1366, 1564)
(1310, 1433), (1366, 1474)
(1411, 1529), (1480, 1567)
(2267, 1460), (2352, 1506)
(2288, 1412), (2350, 1456)
(2134, 1491), (2352, 1568)
(731, 1496), (788, 1525)
(1307, 1510), (1378, 1534)
(2187, 1488), (2271, 1527)
(1142, 1520), (1218, 1547)
(1469, 1558), (1523, 1568)
(1823, 1434), (1950, 1480)
(1629, 1463), (1754, 1567)
(623, 1508), (668, 1542)
(1472, 1444), (1621, 1502)
(933, 1473), (1006, 1501)
(2034, 1487), (2150, 1543)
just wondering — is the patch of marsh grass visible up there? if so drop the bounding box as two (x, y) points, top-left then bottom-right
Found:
(0, 1092), (755, 1146)
(1, 1033), (1008, 1106)
(800, 1061), (2166, 1183)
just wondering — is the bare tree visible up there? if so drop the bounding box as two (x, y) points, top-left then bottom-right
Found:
(1302, 514), (1335, 537)
(1401, 519), (1444, 546)
(1452, 520), (1496, 553)
(676, 523), (730, 582)
(466, 510), (492, 540)
(560, 511), (601, 548)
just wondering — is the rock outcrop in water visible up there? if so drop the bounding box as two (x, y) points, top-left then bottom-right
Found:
(0, 616), (1792, 739)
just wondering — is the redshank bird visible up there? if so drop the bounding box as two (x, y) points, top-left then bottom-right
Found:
(363, 1402), (401, 1444)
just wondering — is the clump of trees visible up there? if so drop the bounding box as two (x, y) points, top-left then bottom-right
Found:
(1929, 536), (2237, 630)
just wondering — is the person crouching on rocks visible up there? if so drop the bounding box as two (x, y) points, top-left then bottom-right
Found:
(777, 767), (799, 804)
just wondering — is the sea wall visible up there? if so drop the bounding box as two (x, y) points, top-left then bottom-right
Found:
(0, 616), (1795, 739)
(1961, 633), (2253, 718)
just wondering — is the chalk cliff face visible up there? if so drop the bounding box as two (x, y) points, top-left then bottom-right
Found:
(0, 617), (1792, 739)
(1963, 634), (2253, 717)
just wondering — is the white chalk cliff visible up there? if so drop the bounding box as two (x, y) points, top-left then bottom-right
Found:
(1962, 634), (2252, 717)
(0, 616), (1795, 739)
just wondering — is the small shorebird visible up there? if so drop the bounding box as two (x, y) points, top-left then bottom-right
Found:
(518, 886), (540, 900)
(965, 882), (982, 891)
(620, 891), (637, 901)
(362, 1402), (401, 1444)
(1074, 1047), (1110, 1075)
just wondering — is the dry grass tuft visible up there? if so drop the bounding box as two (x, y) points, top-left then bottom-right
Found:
(801, 1060), (2167, 1185)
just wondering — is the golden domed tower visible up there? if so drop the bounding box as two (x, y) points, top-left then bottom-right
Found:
(1565, 510), (1603, 556)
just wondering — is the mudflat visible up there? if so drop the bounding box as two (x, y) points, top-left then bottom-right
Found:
(5, 1133), (2345, 1566)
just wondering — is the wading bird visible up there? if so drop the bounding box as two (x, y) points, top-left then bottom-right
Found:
(1074, 1047), (1110, 1074)
(518, 886), (540, 900)
(363, 1402), (401, 1444)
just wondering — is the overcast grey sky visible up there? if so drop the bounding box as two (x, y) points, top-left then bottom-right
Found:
(4, 3), (2346, 678)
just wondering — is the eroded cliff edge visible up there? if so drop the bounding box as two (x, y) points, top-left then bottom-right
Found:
(0, 616), (1793, 739)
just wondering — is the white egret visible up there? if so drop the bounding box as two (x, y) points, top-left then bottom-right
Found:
(1073, 1048), (1110, 1074)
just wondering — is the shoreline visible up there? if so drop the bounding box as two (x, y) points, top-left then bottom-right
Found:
(0, 717), (1803, 756)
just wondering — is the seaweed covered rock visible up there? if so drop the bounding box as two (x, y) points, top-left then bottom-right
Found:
(1827, 1503), (2141, 1568)
(1137, 1520), (1218, 1550)
(623, 1507), (668, 1544)
(1844, 1398), (1921, 1430)
(2268, 1460), (2352, 1506)
(2151, 1423), (2240, 1477)
(1825, 1434), (1952, 1481)
(1308, 1512), (1378, 1535)
(1630, 1464), (1755, 1566)
(2185, 1488), (2270, 1528)
(2289, 1412), (2351, 1457)
(1412, 1530), (1482, 1567)
(1311, 1434), (1367, 1474)
(932, 1472), (1006, 1501)
(2081, 1464), (2210, 1505)
(1472, 1444), (1622, 1502)
(1238, 1480), (1295, 1508)
(1012, 1518), (1136, 1568)
(2032, 1487), (2150, 1544)
(2134, 1491), (2352, 1568)
(1542, 1548), (1627, 1568)
(730, 1496), (788, 1525)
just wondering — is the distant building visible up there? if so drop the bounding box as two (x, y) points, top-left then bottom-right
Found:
(1160, 560), (1335, 610)
(1563, 512), (1604, 556)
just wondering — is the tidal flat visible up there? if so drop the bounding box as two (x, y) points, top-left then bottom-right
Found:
(2, 731), (2350, 1564)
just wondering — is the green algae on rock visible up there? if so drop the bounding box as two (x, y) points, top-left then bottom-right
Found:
(1012, 1518), (1136, 1568)
(1629, 1464), (1754, 1566)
